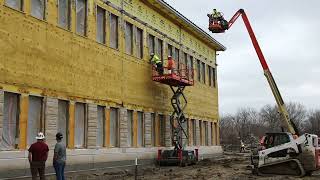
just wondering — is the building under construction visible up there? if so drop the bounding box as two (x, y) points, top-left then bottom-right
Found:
(0, 0), (225, 178)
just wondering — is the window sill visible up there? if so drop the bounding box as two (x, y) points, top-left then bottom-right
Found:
(75, 33), (88, 39)
(3, 5), (25, 14)
(110, 47), (120, 51)
(29, 15), (48, 23)
(56, 25), (72, 33)
(96, 41), (108, 47)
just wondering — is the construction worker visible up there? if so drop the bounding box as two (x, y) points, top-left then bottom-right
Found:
(150, 53), (163, 75)
(212, 9), (223, 21)
(240, 140), (245, 153)
(28, 132), (49, 180)
(167, 55), (175, 74)
(208, 9), (229, 30)
(53, 132), (66, 180)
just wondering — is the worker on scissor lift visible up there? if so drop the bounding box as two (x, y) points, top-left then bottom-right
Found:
(167, 56), (175, 74)
(150, 53), (163, 75)
(208, 9), (229, 31)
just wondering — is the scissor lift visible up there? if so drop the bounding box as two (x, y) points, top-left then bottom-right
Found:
(152, 64), (198, 166)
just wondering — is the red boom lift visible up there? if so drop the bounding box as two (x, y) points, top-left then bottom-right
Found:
(209, 9), (320, 176)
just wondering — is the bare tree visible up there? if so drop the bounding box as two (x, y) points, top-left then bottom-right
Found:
(304, 110), (320, 136)
(259, 104), (281, 132)
(259, 102), (307, 133)
(286, 102), (307, 132)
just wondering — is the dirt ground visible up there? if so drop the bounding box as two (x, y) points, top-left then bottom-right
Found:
(32, 152), (320, 180)
(128, 152), (320, 180)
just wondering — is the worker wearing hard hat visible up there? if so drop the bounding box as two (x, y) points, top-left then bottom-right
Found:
(150, 53), (163, 75)
(167, 55), (175, 74)
(240, 140), (245, 153)
(208, 9), (229, 30)
(28, 132), (49, 180)
(212, 9), (223, 20)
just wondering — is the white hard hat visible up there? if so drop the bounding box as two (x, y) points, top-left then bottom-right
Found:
(36, 132), (45, 140)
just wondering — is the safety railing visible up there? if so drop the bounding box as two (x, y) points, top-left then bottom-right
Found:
(152, 63), (194, 86)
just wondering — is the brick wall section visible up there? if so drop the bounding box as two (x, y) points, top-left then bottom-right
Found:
(0, 90), (3, 141)
(87, 104), (97, 149)
(165, 115), (172, 147)
(196, 120), (201, 146)
(144, 112), (152, 147)
(45, 97), (58, 149)
(119, 108), (128, 147)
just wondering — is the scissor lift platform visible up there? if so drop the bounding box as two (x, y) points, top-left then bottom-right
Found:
(152, 66), (194, 87)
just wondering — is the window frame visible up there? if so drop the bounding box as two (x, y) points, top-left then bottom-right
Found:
(76, 0), (88, 36)
(127, 110), (134, 147)
(58, 99), (69, 147)
(159, 114), (166, 146)
(0, 92), (20, 150)
(201, 62), (206, 84)
(212, 67), (216, 87)
(74, 102), (87, 148)
(151, 113), (156, 146)
(96, 5), (106, 44)
(196, 59), (201, 82)
(136, 27), (143, 59)
(58, 0), (71, 30)
(157, 38), (163, 62)
(30, 0), (46, 20)
(4, 0), (24, 11)
(192, 119), (196, 146)
(148, 34), (155, 56)
(124, 21), (133, 55)
(109, 13), (119, 49)
(96, 105), (106, 148)
(137, 111), (144, 147)
(168, 44), (173, 57)
(208, 65), (212, 86)
(109, 107), (119, 147)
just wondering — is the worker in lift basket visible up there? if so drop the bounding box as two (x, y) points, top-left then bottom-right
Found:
(150, 53), (163, 75)
(208, 9), (229, 30)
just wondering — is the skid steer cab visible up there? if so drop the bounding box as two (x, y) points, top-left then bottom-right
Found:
(251, 132), (320, 176)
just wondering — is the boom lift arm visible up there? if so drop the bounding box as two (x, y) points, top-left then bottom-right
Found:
(210, 9), (299, 135)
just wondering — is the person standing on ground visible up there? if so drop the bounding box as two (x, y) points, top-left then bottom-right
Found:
(240, 140), (245, 153)
(28, 132), (49, 180)
(53, 132), (66, 180)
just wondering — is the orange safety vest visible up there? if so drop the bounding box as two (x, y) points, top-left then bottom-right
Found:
(167, 56), (175, 70)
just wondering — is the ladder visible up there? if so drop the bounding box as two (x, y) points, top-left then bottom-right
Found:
(170, 85), (189, 150)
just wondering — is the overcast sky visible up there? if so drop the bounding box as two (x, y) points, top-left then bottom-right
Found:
(164, 0), (320, 114)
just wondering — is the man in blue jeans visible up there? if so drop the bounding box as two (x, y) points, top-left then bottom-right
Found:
(53, 133), (66, 180)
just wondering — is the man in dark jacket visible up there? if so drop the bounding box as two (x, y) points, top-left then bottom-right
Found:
(28, 132), (49, 180)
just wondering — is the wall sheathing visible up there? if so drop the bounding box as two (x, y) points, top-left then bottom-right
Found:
(0, 0), (219, 122)
(0, 0), (223, 176)
(45, 97), (59, 149)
